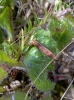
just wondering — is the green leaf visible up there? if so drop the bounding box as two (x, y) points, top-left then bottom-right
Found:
(65, 13), (74, 23)
(15, 91), (29, 100)
(1, 41), (22, 60)
(0, 0), (14, 13)
(24, 27), (59, 91)
(0, 50), (23, 66)
(1, 42), (12, 56)
(58, 17), (74, 49)
(0, 91), (29, 100)
(0, 67), (7, 81)
(0, 6), (13, 41)
(0, 50), (24, 85)
(49, 17), (74, 50)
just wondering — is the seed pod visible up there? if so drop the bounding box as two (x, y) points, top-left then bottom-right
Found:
(31, 40), (56, 59)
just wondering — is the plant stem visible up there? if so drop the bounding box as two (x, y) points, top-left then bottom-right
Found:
(60, 78), (74, 100)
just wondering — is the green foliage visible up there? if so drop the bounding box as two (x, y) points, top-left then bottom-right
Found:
(0, 86), (5, 93)
(0, 0), (74, 99)
(1, 42), (13, 56)
(24, 27), (59, 91)
(49, 16), (74, 50)
(0, 49), (23, 83)
(65, 13), (74, 23)
(0, 67), (7, 81)
(14, 91), (29, 100)
(24, 15), (40, 33)
(0, 6), (13, 41)
(0, 91), (29, 100)
(0, 50), (22, 66)
(0, 0), (14, 12)
(0, 41), (22, 60)
(57, 18), (74, 49)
